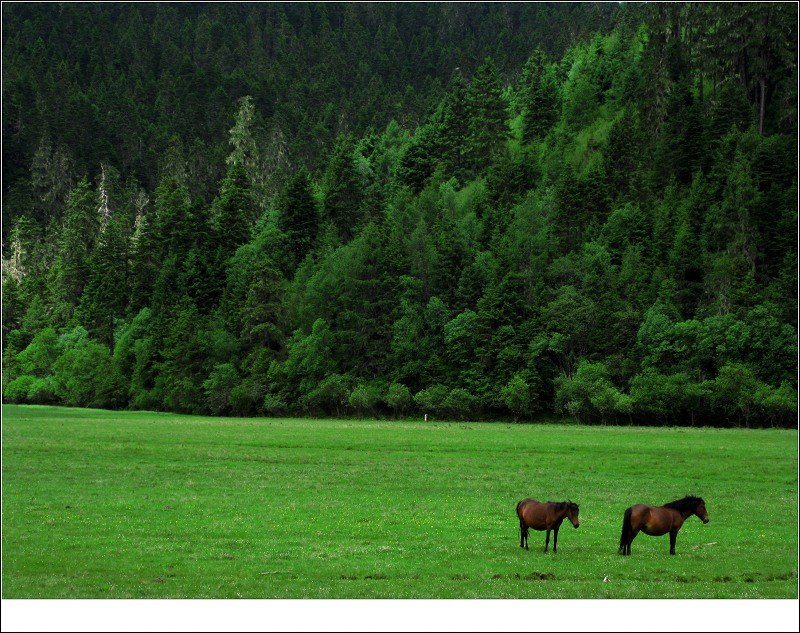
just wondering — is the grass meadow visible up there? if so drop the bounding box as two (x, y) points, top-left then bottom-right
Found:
(2, 404), (797, 598)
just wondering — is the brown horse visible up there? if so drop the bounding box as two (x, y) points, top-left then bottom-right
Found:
(516, 498), (580, 553)
(619, 496), (709, 556)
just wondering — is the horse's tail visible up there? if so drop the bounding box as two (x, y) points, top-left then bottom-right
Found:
(619, 506), (633, 552)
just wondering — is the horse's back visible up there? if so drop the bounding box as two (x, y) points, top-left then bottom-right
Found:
(627, 503), (651, 520)
(517, 498), (548, 529)
(629, 504), (674, 534)
(516, 497), (539, 515)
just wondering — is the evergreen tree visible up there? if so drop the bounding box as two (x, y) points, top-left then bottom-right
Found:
(464, 57), (510, 172)
(151, 174), (193, 266)
(53, 177), (100, 310)
(323, 135), (364, 242)
(127, 192), (157, 313)
(79, 213), (128, 350)
(435, 73), (470, 181)
(279, 169), (320, 266)
(520, 48), (559, 143)
(212, 160), (256, 258)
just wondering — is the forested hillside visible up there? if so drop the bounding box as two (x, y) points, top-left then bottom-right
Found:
(2, 2), (616, 228)
(2, 3), (797, 427)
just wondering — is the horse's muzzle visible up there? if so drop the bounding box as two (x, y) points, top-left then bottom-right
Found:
(574, 523), (580, 529)
(702, 518), (709, 524)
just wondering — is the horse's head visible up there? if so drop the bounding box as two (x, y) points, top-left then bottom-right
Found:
(566, 501), (580, 528)
(695, 499), (709, 524)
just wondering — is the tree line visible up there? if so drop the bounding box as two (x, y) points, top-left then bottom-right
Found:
(2, 3), (797, 427)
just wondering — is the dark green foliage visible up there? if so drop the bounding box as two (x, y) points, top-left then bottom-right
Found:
(397, 126), (438, 194)
(433, 74), (470, 181)
(464, 57), (510, 172)
(212, 161), (256, 257)
(52, 327), (126, 408)
(79, 213), (129, 349)
(385, 382), (412, 416)
(151, 176), (194, 266)
(348, 382), (384, 417)
(555, 360), (631, 424)
(323, 135), (365, 242)
(203, 362), (240, 416)
(520, 48), (559, 143)
(53, 178), (99, 311)
(279, 169), (320, 266)
(127, 204), (158, 313)
(2, 4), (796, 427)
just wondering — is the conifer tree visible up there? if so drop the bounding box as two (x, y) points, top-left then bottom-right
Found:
(54, 177), (100, 309)
(127, 191), (157, 313)
(212, 160), (256, 258)
(151, 175), (193, 266)
(464, 57), (510, 172)
(323, 135), (364, 241)
(279, 169), (320, 266)
(435, 72), (470, 180)
(520, 48), (559, 143)
(79, 174), (129, 351)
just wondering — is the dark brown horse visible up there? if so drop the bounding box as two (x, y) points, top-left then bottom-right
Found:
(619, 496), (709, 555)
(516, 498), (580, 553)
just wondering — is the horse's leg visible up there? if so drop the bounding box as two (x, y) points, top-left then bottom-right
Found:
(669, 529), (677, 555)
(629, 529), (640, 555)
(544, 529), (551, 553)
(625, 529), (639, 556)
(519, 520), (525, 549)
(553, 524), (560, 553)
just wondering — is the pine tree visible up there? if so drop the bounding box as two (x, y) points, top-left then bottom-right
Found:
(464, 57), (510, 172)
(323, 135), (364, 242)
(54, 177), (100, 308)
(435, 73), (470, 181)
(520, 48), (559, 143)
(151, 174), (193, 266)
(212, 160), (256, 257)
(128, 191), (157, 313)
(279, 169), (320, 266)
(79, 170), (130, 349)
(79, 220), (128, 350)
(397, 124), (437, 194)
(227, 95), (273, 207)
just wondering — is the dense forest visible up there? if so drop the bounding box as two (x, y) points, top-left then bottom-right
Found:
(2, 3), (797, 427)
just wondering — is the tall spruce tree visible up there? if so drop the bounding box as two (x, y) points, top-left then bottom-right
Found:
(53, 177), (100, 310)
(520, 48), (559, 143)
(279, 169), (320, 266)
(79, 196), (129, 351)
(212, 160), (256, 258)
(323, 135), (364, 242)
(464, 57), (510, 172)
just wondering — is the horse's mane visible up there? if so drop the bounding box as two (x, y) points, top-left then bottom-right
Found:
(548, 500), (579, 511)
(664, 496), (704, 512)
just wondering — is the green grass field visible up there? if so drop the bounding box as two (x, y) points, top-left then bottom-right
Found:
(2, 404), (797, 598)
